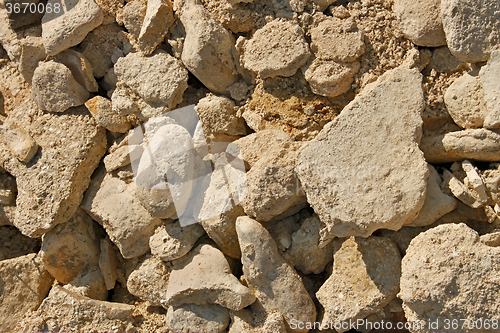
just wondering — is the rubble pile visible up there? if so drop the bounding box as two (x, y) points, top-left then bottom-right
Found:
(0, 0), (499, 332)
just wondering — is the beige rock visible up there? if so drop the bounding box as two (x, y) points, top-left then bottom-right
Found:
(442, 169), (487, 208)
(167, 303), (230, 333)
(444, 72), (488, 129)
(312, 0), (336, 11)
(227, 81), (249, 101)
(0, 122), (38, 163)
(136, 0), (175, 55)
(296, 68), (427, 240)
(399, 223), (500, 333)
(31, 60), (89, 113)
(64, 266), (108, 301)
(241, 19), (310, 78)
(85, 96), (131, 133)
(480, 50), (500, 128)
(94, 0), (124, 24)
(41, 0), (104, 56)
(303, 59), (359, 98)
(430, 46), (464, 72)
(177, 0), (239, 94)
(317, 236), (401, 332)
(394, 0), (447, 47)
(40, 209), (100, 284)
(104, 144), (143, 173)
(149, 220), (205, 261)
(99, 238), (118, 290)
(81, 171), (162, 258)
(165, 243), (255, 310)
(441, 0), (500, 62)
(421, 128), (500, 163)
(0, 173), (16, 206)
(119, 0), (147, 38)
(236, 216), (316, 332)
(229, 307), (287, 333)
(0, 253), (54, 332)
(462, 160), (489, 202)
(54, 49), (99, 92)
(127, 256), (171, 306)
(406, 165), (457, 227)
(17, 36), (47, 84)
(480, 231), (500, 247)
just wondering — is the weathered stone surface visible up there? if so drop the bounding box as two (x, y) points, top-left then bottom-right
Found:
(297, 68), (427, 240)
(236, 216), (316, 333)
(32, 60), (89, 113)
(81, 171), (162, 258)
(317, 236), (401, 331)
(17, 36), (47, 84)
(283, 215), (334, 274)
(229, 306), (287, 333)
(0, 122), (38, 163)
(241, 19), (310, 79)
(0, 173), (16, 206)
(165, 243), (255, 310)
(119, 0), (147, 38)
(104, 144), (142, 173)
(127, 256), (171, 306)
(177, 0), (239, 94)
(1, 105), (107, 238)
(430, 46), (464, 72)
(480, 50), (500, 129)
(303, 59), (359, 98)
(399, 223), (500, 332)
(394, 0), (447, 47)
(167, 303), (230, 333)
(85, 96), (131, 133)
(406, 165), (457, 227)
(98, 237), (118, 290)
(40, 208), (100, 284)
(136, 0), (175, 55)
(442, 169), (487, 208)
(421, 129), (500, 163)
(0, 253), (54, 332)
(42, 0), (104, 56)
(149, 220), (205, 261)
(444, 72), (488, 129)
(64, 266), (108, 301)
(54, 49), (99, 93)
(441, 0), (500, 62)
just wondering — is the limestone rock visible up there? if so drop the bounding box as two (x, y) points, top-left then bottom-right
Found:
(0, 253), (54, 332)
(296, 68), (428, 240)
(430, 46), (464, 72)
(480, 50), (500, 128)
(236, 216), (316, 332)
(149, 220), (205, 261)
(421, 128), (500, 163)
(0, 173), (16, 206)
(442, 169), (487, 208)
(241, 19), (310, 78)
(127, 256), (171, 306)
(31, 60), (89, 113)
(64, 266), (108, 301)
(136, 0), (175, 55)
(81, 171), (162, 258)
(98, 238), (118, 290)
(441, 0), (500, 62)
(406, 165), (457, 227)
(0, 122), (38, 163)
(165, 243), (255, 310)
(177, 0), (239, 94)
(167, 303), (230, 333)
(316, 236), (401, 331)
(42, 0), (104, 56)
(17, 36), (47, 84)
(229, 307), (288, 333)
(119, 0), (147, 38)
(40, 209), (100, 284)
(104, 144), (142, 173)
(85, 96), (131, 133)
(53, 49), (98, 93)
(444, 72), (488, 129)
(399, 223), (500, 332)
(303, 59), (359, 98)
(394, 0), (447, 47)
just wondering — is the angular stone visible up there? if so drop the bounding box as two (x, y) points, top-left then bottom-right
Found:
(480, 50), (500, 128)
(1, 105), (107, 237)
(296, 68), (427, 240)
(462, 160), (489, 203)
(236, 216), (316, 333)
(421, 129), (500, 163)
(99, 238), (118, 290)
(149, 220), (205, 261)
(165, 243), (255, 311)
(0, 122), (38, 163)
(444, 72), (488, 129)
(136, 0), (175, 55)
(0, 173), (16, 206)
(119, 0), (147, 38)
(167, 304), (230, 333)
(394, 0), (447, 47)
(85, 96), (131, 133)
(81, 171), (162, 258)
(441, 0), (500, 62)
(0, 253), (54, 332)
(40, 209), (100, 284)
(399, 223), (500, 332)
(430, 46), (464, 73)
(442, 169), (487, 208)
(94, 0), (124, 24)
(42, 0), (104, 56)
(316, 236), (401, 331)
(64, 266), (108, 301)
(229, 306), (287, 333)
(303, 59), (359, 98)
(18, 36), (47, 84)
(177, 0), (239, 94)
(406, 165), (457, 227)
(104, 144), (142, 173)
(54, 49), (99, 92)
(127, 256), (171, 306)
(31, 60), (89, 113)
(241, 19), (310, 79)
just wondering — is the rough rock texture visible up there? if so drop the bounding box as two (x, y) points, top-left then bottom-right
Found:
(236, 216), (316, 333)
(85, 96), (131, 133)
(297, 68), (428, 241)
(64, 266), (108, 301)
(99, 238), (118, 290)
(167, 303), (230, 333)
(241, 19), (310, 78)
(0, 253), (54, 332)
(480, 50), (500, 128)
(394, 0), (447, 47)
(149, 220), (205, 261)
(54, 49), (99, 93)
(303, 59), (360, 98)
(441, 0), (500, 62)
(127, 256), (171, 306)
(136, 0), (175, 55)
(0, 122), (38, 163)
(400, 223), (500, 332)
(317, 236), (401, 332)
